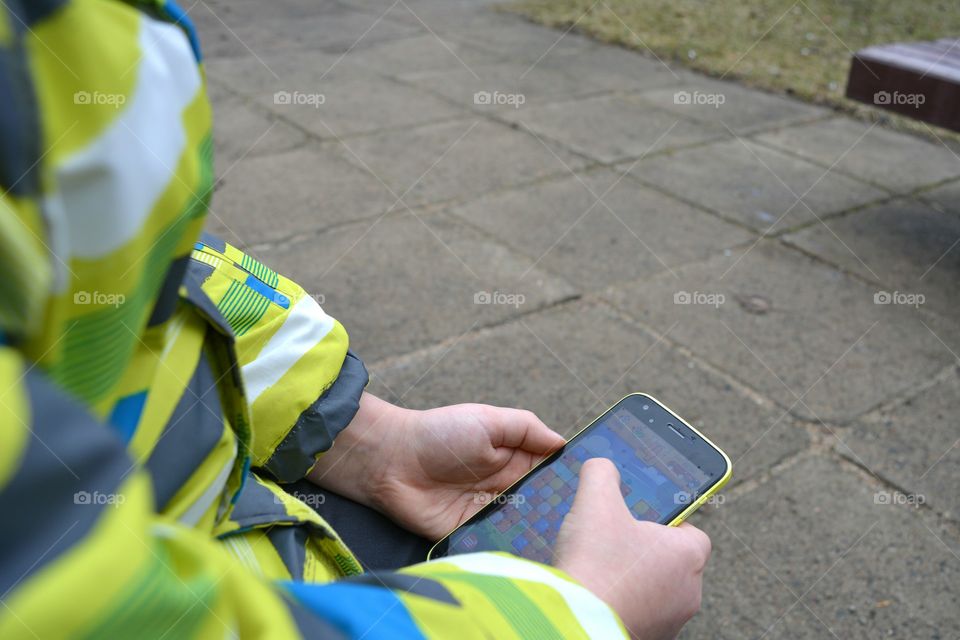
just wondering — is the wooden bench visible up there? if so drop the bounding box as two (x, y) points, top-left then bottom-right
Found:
(846, 38), (960, 133)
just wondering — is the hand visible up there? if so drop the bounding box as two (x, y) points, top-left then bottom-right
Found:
(555, 458), (711, 640)
(307, 393), (565, 539)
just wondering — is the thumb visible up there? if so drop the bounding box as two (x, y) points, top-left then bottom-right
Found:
(570, 458), (631, 520)
(488, 407), (566, 455)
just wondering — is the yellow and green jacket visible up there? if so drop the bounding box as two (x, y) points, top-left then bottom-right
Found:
(0, 0), (627, 637)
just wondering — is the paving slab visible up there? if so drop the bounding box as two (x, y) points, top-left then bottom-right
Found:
(254, 213), (577, 361)
(190, 0), (346, 58)
(208, 146), (397, 245)
(198, 0), (343, 22)
(399, 60), (612, 112)
(338, 118), (588, 207)
(352, 0), (516, 31)
(264, 75), (469, 138)
(626, 138), (887, 234)
(837, 369), (960, 522)
(440, 13), (598, 62)
(343, 34), (505, 76)
(205, 50), (380, 100)
(502, 94), (726, 164)
(207, 83), (307, 165)
(634, 76), (830, 134)
(919, 179), (960, 216)
(602, 241), (960, 422)
(785, 197), (960, 322)
(535, 45), (689, 94)
(449, 168), (753, 289)
(755, 117), (960, 194)
(196, 7), (422, 59)
(209, 52), (468, 139)
(369, 302), (808, 483)
(685, 455), (960, 639)
(344, 0), (514, 28)
(189, 0), (423, 58)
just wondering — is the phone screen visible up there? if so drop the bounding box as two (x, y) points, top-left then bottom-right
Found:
(435, 398), (726, 563)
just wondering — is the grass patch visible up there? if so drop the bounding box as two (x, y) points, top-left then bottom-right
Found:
(502, 0), (960, 142)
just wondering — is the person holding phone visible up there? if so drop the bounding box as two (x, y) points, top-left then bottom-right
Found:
(0, 1), (712, 638)
(305, 393), (716, 638)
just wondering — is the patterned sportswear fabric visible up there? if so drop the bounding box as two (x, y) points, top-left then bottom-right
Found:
(0, 0), (627, 637)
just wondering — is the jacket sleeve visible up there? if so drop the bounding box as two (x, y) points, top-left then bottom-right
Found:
(188, 232), (368, 482)
(0, 346), (628, 639)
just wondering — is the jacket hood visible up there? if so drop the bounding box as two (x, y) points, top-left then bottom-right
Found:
(0, 0), (213, 413)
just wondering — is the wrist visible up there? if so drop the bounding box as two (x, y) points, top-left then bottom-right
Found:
(306, 393), (415, 506)
(357, 397), (418, 511)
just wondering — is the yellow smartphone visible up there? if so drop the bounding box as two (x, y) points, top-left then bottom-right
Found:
(427, 393), (732, 562)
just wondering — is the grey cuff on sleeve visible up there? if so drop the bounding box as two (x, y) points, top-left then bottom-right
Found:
(262, 350), (369, 483)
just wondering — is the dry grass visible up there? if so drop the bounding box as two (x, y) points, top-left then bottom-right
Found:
(503, 0), (960, 143)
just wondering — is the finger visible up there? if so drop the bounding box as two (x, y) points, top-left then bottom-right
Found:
(570, 458), (632, 520)
(489, 407), (566, 454)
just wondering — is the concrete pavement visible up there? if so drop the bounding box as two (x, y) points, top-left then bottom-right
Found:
(194, 1), (960, 636)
